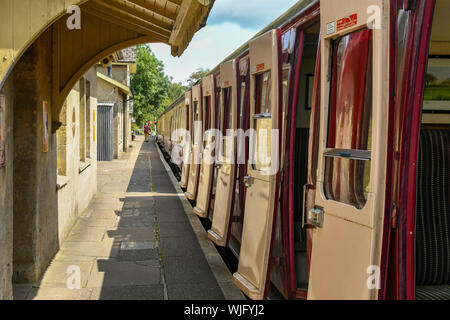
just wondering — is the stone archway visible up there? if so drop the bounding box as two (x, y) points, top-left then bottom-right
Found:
(0, 0), (214, 299)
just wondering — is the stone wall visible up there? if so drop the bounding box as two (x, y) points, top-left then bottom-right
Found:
(56, 68), (98, 245)
(0, 78), (14, 300)
(0, 28), (100, 299)
(11, 29), (59, 285)
(97, 64), (130, 86)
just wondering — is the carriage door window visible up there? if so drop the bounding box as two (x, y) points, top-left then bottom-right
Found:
(203, 96), (212, 149)
(222, 87), (233, 161)
(280, 67), (290, 169)
(324, 29), (373, 209)
(239, 82), (246, 130)
(252, 71), (272, 172)
(193, 101), (200, 146)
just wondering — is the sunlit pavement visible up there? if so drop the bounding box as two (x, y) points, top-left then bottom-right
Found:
(13, 136), (226, 300)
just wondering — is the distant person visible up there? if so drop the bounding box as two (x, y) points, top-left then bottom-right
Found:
(144, 122), (150, 142)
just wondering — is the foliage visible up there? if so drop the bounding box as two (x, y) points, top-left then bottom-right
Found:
(168, 80), (188, 102)
(132, 123), (141, 134)
(131, 45), (171, 127)
(130, 45), (209, 130)
(186, 67), (211, 87)
(425, 73), (437, 87)
(424, 86), (450, 101)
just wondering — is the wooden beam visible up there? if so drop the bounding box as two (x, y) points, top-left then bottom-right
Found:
(169, 0), (200, 56)
(104, 0), (175, 27)
(93, 0), (173, 34)
(126, 0), (179, 21)
(84, 2), (170, 41)
(167, 0), (183, 6)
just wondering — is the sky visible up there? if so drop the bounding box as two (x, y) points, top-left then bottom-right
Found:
(149, 0), (299, 85)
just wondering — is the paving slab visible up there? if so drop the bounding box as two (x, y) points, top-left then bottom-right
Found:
(158, 222), (199, 239)
(87, 260), (161, 288)
(75, 217), (118, 229)
(167, 283), (227, 300)
(118, 241), (159, 261)
(38, 260), (94, 288)
(66, 225), (106, 242)
(85, 208), (120, 220)
(115, 216), (155, 228)
(28, 287), (94, 300)
(56, 240), (119, 259)
(163, 256), (219, 285)
(106, 227), (156, 242)
(90, 285), (164, 300)
(159, 237), (202, 257)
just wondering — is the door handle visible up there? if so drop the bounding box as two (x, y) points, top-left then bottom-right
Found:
(302, 184), (308, 228)
(243, 175), (253, 188)
(308, 207), (324, 228)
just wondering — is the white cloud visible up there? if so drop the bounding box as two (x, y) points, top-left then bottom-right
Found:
(208, 0), (299, 29)
(150, 23), (255, 84)
(190, 36), (213, 50)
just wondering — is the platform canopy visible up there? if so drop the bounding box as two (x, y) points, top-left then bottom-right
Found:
(0, 0), (214, 88)
(83, 0), (214, 57)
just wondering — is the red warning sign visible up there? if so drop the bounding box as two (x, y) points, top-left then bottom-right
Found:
(256, 63), (265, 72)
(337, 14), (358, 31)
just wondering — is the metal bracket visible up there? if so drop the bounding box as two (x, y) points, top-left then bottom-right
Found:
(243, 175), (253, 188)
(308, 207), (324, 228)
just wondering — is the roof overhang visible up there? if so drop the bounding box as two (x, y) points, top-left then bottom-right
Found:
(83, 0), (215, 57)
(97, 72), (132, 96)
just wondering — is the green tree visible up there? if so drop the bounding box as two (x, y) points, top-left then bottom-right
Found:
(131, 45), (171, 127)
(425, 73), (437, 87)
(165, 79), (187, 106)
(186, 67), (210, 87)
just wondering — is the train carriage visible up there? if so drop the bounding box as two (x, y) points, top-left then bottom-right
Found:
(157, 0), (449, 300)
(207, 59), (239, 246)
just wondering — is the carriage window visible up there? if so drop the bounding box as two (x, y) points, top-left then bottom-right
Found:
(193, 100), (200, 145)
(255, 71), (271, 115)
(252, 71), (272, 172)
(280, 67), (290, 170)
(423, 58), (450, 112)
(204, 96), (211, 130)
(215, 93), (220, 131)
(239, 81), (246, 129)
(221, 87), (233, 160)
(203, 96), (212, 149)
(324, 29), (373, 209)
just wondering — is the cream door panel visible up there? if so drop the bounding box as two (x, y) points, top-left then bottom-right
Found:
(233, 29), (281, 300)
(194, 75), (216, 217)
(180, 91), (192, 189)
(208, 59), (238, 246)
(185, 84), (202, 200)
(308, 0), (389, 300)
(308, 214), (373, 300)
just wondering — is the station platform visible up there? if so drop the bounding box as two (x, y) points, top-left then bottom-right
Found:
(13, 136), (244, 300)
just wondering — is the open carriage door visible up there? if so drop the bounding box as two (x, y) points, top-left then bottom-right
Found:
(307, 0), (390, 300)
(180, 91), (192, 189)
(233, 29), (282, 300)
(194, 75), (216, 217)
(185, 85), (202, 200)
(208, 60), (238, 246)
